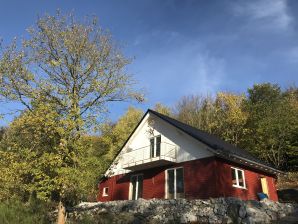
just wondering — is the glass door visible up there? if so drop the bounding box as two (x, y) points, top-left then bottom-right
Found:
(130, 174), (143, 200)
(166, 167), (184, 199)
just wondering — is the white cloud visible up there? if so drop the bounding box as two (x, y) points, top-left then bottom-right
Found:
(185, 53), (225, 95)
(133, 38), (226, 100)
(232, 0), (292, 31)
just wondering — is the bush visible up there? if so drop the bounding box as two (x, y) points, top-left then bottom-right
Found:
(277, 172), (298, 190)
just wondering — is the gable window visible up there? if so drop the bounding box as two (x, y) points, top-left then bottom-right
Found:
(102, 187), (109, 196)
(231, 167), (246, 188)
(150, 135), (161, 158)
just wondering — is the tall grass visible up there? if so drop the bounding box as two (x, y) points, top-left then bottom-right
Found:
(0, 199), (51, 224)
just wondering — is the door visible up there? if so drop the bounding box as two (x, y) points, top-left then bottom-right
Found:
(261, 177), (269, 197)
(166, 167), (184, 199)
(150, 135), (161, 158)
(130, 174), (143, 200)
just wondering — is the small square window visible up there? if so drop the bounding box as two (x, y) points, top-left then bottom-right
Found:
(102, 187), (109, 196)
(231, 167), (246, 189)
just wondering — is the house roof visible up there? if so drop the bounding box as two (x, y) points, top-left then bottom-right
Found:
(102, 109), (282, 179)
(148, 109), (282, 174)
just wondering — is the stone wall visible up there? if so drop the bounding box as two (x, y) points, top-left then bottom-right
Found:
(65, 198), (297, 224)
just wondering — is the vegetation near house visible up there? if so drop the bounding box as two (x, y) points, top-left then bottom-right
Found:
(0, 11), (142, 222)
(172, 84), (298, 172)
(0, 10), (297, 223)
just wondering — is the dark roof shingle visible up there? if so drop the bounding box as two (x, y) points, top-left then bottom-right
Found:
(149, 109), (280, 172)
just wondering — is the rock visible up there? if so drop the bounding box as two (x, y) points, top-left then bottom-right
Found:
(201, 200), (210, 205)
(98, 208), (108, 214)
(209, 215), (222, 223)
(180, 213), (197, 223)
(227, 203), (240, 223)
(222, 216), (234, 224)
(265, 210), (277, 221)
(238, 205), (247, 218)
(214, 204), (226, 216)
(169, 199), (176, 205)
(247, 207), (271, 223)
(198, 206), (213, 216)
(242, 216), (254, 224)
(246, 200), (261, 209)
(246, 207), (258, 216)
(52, 198), (297, 224)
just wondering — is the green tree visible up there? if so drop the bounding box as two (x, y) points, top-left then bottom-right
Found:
(213, 92), (248, 146)
(100, 107), (143, 162)
(0, 11), (143, 221)
(0, 127), (6, 141)
(153, 103), (172, 116)
(175, 94), (217, 133)
(175, 93), (248, 147)
(0, 100), (107, 204)
(0, 102), (75, 202)
(0, 12), (143, 130)
(244, 83), (298, 170)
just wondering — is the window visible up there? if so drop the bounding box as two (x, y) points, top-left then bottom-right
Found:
(102, 187), (109, 196)
(166, 167), (184, 199)
(150, 135), (161, 158)
(231, 167), (246, 188)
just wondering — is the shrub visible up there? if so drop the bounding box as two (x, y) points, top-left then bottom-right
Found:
(277, 172), (298, 189)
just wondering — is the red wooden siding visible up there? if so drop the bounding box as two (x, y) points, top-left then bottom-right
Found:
(182, 157), (218, 199)
(214, 158), (278, 201)
(98, 165), (167, 201)
(97, 157), (278, 202)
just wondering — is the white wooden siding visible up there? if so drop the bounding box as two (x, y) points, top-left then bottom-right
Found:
(105, 112), (214, 176)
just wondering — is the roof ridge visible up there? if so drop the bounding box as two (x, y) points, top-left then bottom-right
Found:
(149, 109), (220, 140)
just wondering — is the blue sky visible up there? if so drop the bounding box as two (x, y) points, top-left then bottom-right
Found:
(0, 0), (298, 124)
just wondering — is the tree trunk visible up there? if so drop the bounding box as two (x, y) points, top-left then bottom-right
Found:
(57, 201), (66, 224)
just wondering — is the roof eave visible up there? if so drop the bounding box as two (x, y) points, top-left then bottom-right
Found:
(213, 151), (284, 175)
(230, 154), (284, 174)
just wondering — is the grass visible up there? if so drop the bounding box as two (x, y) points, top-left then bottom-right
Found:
(0, 199), (51, 224)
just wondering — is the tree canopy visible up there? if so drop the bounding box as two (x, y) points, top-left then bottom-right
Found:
(173, 84), (298, 170)
(0, 12), (143, 129)
(0, 12), (143, 206)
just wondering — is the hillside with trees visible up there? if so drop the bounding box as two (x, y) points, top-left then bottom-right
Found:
(170, 84), (298, 172)
(0, 11), (297, 224)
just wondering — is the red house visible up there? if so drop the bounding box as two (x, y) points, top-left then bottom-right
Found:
(98, 109), (281, 202)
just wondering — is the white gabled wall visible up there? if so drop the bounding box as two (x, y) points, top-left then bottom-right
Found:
(150, 114), (214, 162)
(105, 112), (214, 176)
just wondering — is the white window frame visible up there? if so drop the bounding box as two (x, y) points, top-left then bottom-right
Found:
(129, 174), (143, 200)
(165, 167), (184, 199)
(150, 135), (161, 158)
(102, 187), (109, 197)
(231, 167), (246, 189)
